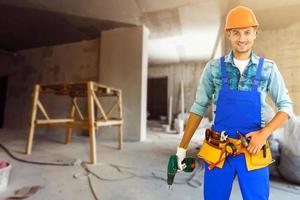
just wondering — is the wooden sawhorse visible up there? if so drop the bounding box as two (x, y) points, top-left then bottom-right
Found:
(25, 81), (123, 164)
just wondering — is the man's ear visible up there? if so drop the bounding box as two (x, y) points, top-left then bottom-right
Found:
(254, 26), (259, 35)
(226, 30), (231, 39)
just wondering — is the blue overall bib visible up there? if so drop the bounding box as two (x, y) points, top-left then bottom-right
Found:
(204, 56), (269, 200)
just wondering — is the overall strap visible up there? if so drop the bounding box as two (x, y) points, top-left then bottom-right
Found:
(220, 56), (229, 89)
(252, 57), (264, 90)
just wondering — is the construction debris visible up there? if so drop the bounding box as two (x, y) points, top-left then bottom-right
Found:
(3, 185), (42, 200)
(278, 114), (300, 184)
(0, 162), (11, 194)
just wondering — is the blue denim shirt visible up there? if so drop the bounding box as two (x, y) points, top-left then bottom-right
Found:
(190, 51), (293, 127)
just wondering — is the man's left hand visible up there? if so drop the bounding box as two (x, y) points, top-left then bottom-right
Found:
(245, 130), (268, 154)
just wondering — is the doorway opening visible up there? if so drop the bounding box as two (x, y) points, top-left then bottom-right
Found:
(147, 77), (167, 121)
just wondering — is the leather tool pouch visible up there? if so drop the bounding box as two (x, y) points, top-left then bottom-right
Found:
(198, 140), (224, 165)
(244, 142), (273, 171)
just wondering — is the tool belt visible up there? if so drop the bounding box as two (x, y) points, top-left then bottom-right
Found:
(197, 128), (273, 171)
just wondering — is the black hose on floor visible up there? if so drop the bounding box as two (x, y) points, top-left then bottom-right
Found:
(0, 143), (74, 166)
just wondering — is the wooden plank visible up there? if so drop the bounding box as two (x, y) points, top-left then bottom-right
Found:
(87, 82), (97, 164)
(37, 100), (50, 120)
(26, 84), (40, 154)
(40, 82), (122, 97)
(44, 123), (89, 129)
(95, 120), (123, 127)
(36, 119), (75, 124)
(93, 82), (119, 92)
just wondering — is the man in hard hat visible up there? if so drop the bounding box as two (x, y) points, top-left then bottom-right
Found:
(175, 6), (293, 200)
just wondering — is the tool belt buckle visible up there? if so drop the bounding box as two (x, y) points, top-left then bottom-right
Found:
(220, 131), (228, 142)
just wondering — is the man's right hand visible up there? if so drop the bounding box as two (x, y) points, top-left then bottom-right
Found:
(176, 147), (187, 171)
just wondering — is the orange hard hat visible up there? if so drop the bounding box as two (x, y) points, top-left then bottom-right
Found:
(225, 6), (259, 30)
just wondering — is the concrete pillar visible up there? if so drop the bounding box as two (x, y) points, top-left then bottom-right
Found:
(99, 26), (149, 141)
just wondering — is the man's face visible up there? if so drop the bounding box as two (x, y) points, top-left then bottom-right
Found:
(227, 27), (257, 54)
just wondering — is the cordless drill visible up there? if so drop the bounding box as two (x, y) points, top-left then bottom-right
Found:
(167, 155), (195, 186)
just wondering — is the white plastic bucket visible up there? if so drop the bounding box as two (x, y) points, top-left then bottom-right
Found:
(0, 163), (11, 193)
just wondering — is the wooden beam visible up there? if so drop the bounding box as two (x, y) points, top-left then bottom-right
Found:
(26, 84), (40, 154)
(91, 91), (108, 121)
(44, 123), (89, 129)
(37, 100), (50, 120)
(118, 91), (123, 150)
(87, 82), (97, 164)
(72, 98), (84, 120)
(95, 120), (123, 127)
(36, 119), (75, 124)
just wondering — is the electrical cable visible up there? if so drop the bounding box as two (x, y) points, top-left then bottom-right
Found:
(87, 174), (99, 200)
(81, 161), (137, 182)
(0, 143), (74, 166)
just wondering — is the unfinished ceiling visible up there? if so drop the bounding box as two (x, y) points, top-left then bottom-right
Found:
(0, 3), (133, 51)
(0, 0), (300, 63)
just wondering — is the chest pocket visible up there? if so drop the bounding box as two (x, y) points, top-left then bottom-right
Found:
(213, 78), (223, 90)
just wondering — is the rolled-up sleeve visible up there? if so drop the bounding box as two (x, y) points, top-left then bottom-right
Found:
(268, 62), (293, 117)
(190, 61), (214, 117)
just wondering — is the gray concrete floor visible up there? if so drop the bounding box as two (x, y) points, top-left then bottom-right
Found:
(0, 127), (300, 200)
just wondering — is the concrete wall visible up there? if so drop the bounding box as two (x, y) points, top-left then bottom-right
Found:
(253, 23), (300, 114)
(99, 26), (149, 141)
(148, 61), (207, 117)
(1, 39), (100, 131)
(0, 54), (15, 128)
(0, 54), (15, 75)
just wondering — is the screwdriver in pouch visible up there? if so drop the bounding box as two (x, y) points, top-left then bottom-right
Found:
(262, 145), (266, 158)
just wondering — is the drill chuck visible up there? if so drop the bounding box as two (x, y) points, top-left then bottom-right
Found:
(167, 174), (175, 185)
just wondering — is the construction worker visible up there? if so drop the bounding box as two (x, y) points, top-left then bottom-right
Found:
(176, 6), (293, 200)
